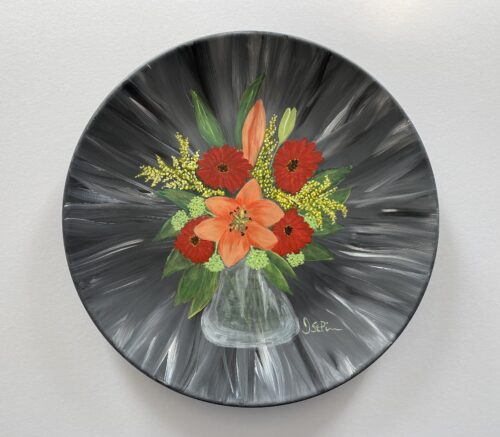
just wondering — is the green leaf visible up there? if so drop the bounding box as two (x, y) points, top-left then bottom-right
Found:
(312, 166), (352, 186)
(263, 262), (291, 295)
(234, 74), (265, 148)
(175, 265), (219, 313)
(162, 250), (192, 279)
(157, 189), (196, 209)
(175, 265), (198, 305)
(153, 218), (178, 241)
(174, 266), (220, 318)
(267, 251), (297, 279)
(278, 107), (297, 144)
(302, 242), (334, 261)
(313, 223), (344, 237)
(190, 90), (226, 146)
(330, 187), (351, 204)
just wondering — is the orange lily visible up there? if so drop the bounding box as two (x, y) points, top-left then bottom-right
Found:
(194, 179), (283, 267)
(242, 99), (266, 166)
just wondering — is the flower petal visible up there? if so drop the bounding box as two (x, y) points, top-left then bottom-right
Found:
(242, 99), (266, 166)
(218, 230), (250, 267)
(246, 199), (284, 227)
(246, 221), (278, 250)
(205, 197), (239, 217)
(194, 217), (228, 242)
(236, 179), (262, 206)
(196, 145), (252, 193)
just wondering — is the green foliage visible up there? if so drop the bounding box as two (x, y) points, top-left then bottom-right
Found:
(234, 74), (265, 147)
(157, 189), (196, 209)
(303, 214), (320, 230)
(190, 90), (226, 147)
(175, 264), (220, 318)
(312, 166), (352, 187)
(302, 242), (334, 261)
(162, 250), (192, 279)
(153, 218), (178, 241)
(313, 223), (344, 237)
(330, 188), (351, 204)
(267, 251), (297, 279)
(188, 273), (219, 318)
(263, 262), (291, 294)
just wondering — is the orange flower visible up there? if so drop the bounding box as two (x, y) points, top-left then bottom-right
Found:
(242, 99), (266, 166)
(194, 179), (283, 267)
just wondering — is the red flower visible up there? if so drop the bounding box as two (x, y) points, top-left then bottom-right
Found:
(273, 139), (323, 194)
(197, 145), (252, 193)
(271, 209), (314, 256)
(175, 216), (214, 263)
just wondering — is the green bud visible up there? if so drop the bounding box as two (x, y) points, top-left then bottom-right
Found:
(246, 248), (270, 270)
(278, 107), (297, 144)
(188, 196), (206, 218)
(204, 253), (225, 272)
(171, 210), (189, 231)
(286, 252), (305, 267)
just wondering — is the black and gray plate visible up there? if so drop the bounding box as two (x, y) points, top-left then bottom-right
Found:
(62, 32), (439, 407)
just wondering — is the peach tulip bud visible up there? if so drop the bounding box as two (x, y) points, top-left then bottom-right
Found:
(242, 99), (266, 166)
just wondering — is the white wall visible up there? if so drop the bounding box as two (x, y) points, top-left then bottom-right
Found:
(1, 1), (499, 435)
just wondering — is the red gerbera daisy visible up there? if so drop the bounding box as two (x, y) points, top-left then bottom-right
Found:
(271, 209), (314, 256)
(273, 139), (324, 194)
(197, 145), (252, 193)
(174, 216), (214, 263)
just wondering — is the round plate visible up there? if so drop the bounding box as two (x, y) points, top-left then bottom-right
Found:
(63, 32), (438, 407)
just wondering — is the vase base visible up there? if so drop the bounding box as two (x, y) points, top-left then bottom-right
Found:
(201, 312), (300, 348)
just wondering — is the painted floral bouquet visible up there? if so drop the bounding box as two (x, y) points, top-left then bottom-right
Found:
(137, 75), (351, 320)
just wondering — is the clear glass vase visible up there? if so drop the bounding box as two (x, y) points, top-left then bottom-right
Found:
(201, 259), (300, 348)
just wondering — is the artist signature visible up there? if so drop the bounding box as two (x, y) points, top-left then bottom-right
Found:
(301, 317), (342, 335)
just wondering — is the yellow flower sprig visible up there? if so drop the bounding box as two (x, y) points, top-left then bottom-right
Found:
(252, 116), (347, 228)
(252, 115), (280, 196)
(136, 133), (224, 198)
(287, 176), (347, 227)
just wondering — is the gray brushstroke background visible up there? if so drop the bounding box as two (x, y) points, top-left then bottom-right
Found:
(63, 32), (438, 406)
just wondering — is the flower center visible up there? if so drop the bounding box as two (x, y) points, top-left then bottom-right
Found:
(190, 235), (200, 246)
(229, 207), (251, 236)
(217, 163), (229, 173)
(284, 225), (294, 236)
(287, 159), (299, 172)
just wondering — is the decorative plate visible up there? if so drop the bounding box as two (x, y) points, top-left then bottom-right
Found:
(63, 32), (438, 407)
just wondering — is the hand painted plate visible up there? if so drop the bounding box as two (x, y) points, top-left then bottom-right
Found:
(63, 32), (438, 407)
